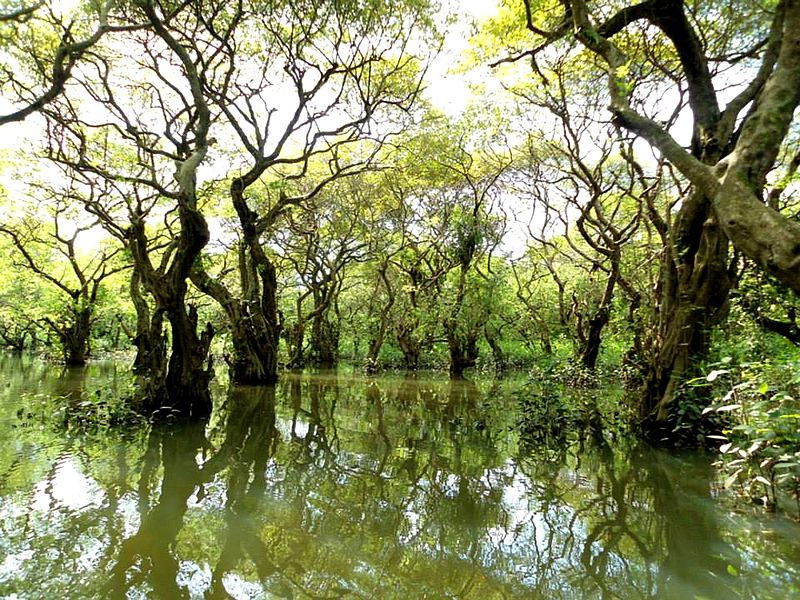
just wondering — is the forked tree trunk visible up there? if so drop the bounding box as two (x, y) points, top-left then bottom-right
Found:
(566, 0), (800, 439)
(122, 3), (216, 419)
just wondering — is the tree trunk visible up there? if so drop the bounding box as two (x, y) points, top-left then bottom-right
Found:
(484, 324), (507, 372)
(283, 321), (305, 369)
(563, 0), (800, 438)
(127, 204), (215, 418)
(641, 193), (730, 430)
(129, 269), (167, 376)
(577, 270), (617, 371)
(447, 328), (479, 377)
(227, 320), (279, 384)
(164, 303), (215, 416)
(191, 255), (280, 385)
(309, 313), (338, 367)
(61, 305), (92, 365)
(365, 331), (385, 373)
(365, 264), (396, 374)
(220, 178), (283, 383)
(396, 323), (421, 369)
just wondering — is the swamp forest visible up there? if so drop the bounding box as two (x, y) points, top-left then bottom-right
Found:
(1, 0), (800, 598)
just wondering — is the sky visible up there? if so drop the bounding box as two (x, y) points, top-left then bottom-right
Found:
(425, 0), (500, 116)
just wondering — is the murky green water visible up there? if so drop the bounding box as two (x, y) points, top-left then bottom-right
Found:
(1, 355), (799, 599)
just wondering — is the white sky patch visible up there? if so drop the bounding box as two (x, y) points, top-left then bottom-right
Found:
(424, 0), (500, 117)
(51, 0), (81, 19)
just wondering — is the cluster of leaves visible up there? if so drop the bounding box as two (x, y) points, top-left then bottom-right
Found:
(698, 359), (800, 518)
(527, 360), (621, 389)
(16, 385), (145, 432)
(515, 379), (626, 459)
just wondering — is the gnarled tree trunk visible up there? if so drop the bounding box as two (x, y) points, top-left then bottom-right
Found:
(191, 246), (280, 386)
(309, 313), (339, 367)
(641, 194), (730, 424)
(447, 327), (479, 377)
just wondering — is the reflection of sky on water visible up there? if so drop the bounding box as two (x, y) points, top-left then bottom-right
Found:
(1, 365), (799, 599)
(31, 455), (104, 513)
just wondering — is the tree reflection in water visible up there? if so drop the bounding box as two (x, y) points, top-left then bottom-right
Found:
(0, 365), (798, 599)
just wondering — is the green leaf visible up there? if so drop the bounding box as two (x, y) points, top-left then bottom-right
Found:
(723, 469), (741, 489)
(754, 475), (772, 487)
(706, 369), (729, 382)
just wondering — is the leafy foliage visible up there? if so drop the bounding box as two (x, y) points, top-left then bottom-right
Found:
(699, 357), (800, 518)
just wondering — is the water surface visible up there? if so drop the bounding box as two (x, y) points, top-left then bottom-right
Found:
(0, 356), (798, 599)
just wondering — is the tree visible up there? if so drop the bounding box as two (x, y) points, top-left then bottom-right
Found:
(0, 191), (125, 364)
(41, 0), (224, 416)
(487, 0), (800, 434)
(416, 116), (511, 376)
(189, 0), (436, 383)
(276, 181), (369, 367)
(513, 115), (643, 371)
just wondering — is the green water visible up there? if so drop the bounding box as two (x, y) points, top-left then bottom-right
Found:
(0, 355), (798, 599)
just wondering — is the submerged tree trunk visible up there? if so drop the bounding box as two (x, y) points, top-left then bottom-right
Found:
(365, 329), (387, 373)
(309, 314), (338, 367)
(127, 195), (215, 418)
(445, 261), (480, 377)
(201, 177), (285, 385)
(46, 304), (92, 366)
(190, 250), (280, 386)
(129, 269), (166, 377)
(447, 328), (479, 377)
(63, 307), (92, 365)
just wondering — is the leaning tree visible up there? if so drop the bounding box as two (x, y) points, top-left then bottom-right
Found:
(487, 0), (800, 433)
